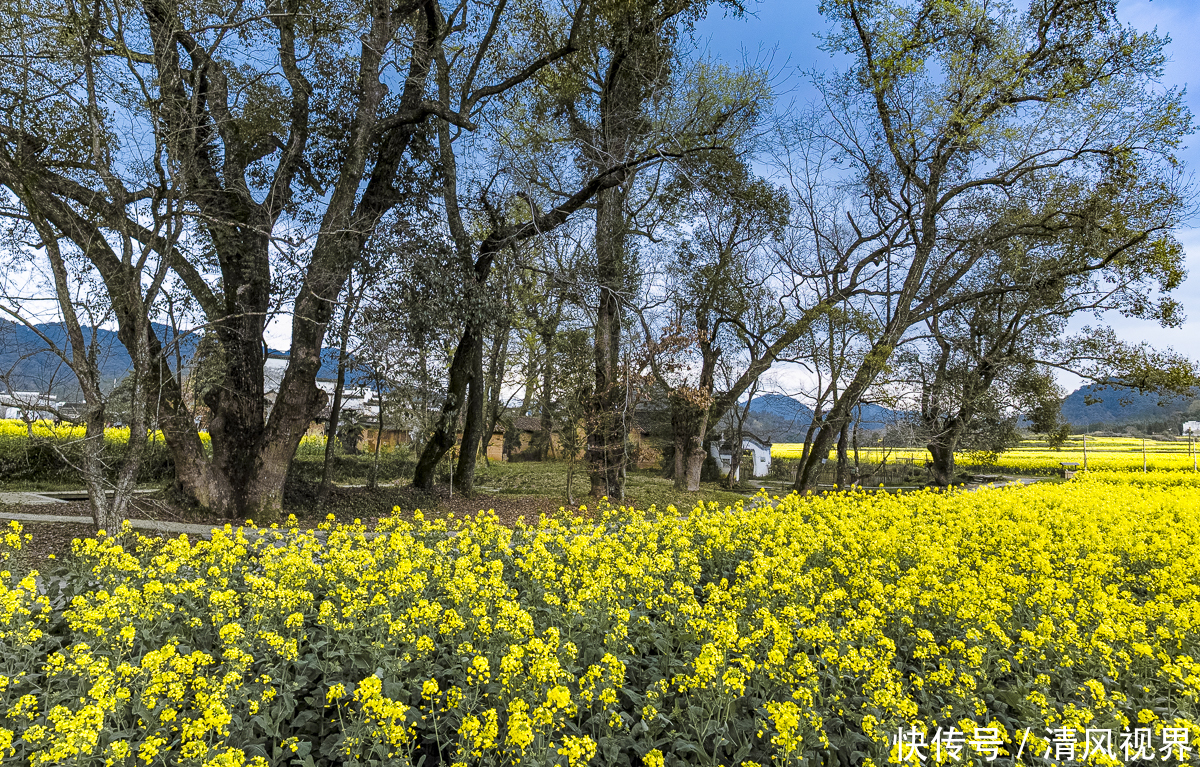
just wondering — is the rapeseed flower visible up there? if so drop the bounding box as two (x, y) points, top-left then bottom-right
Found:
(1, 473), (1199, 763)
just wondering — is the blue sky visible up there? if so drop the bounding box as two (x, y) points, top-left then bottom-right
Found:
(696, 0), (1200, 389)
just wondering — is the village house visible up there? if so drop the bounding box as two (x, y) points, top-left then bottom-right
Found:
(710, 432), (773, 481)
(267, 355), (661, 465)
(480, 415), (659, 467)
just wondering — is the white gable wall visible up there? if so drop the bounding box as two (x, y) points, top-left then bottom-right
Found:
(711, 437), (773, 479)
(746, 441), (771, 477)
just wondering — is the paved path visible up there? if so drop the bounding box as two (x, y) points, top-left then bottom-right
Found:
(0, 492), (68, 505)
(0, 509), (229, 537)
(0, 489), (158, 504)
(0, 489), (252, 537)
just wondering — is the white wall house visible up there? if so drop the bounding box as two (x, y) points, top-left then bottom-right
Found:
(710, 433), (773, 480)
(262, 353), (377, 420)
(0, 391), (57, 421)
(1184, 421), (1200, 436)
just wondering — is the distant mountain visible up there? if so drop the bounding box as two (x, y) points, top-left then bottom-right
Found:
(711, 382), (1200, 442)
(737, 384), (1200, 438)
(1060, 383), (1197, 428)
(0, 320), (346, 397)
(729, 393), (900, 443)
(0, 320), (195, 396)
(746, 393), (815, 422)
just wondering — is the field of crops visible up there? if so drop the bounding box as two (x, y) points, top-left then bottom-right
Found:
(0, 419), (189, 484)
(0, 419), (154, 445)
(2, 421), (346, 451)
(772, 435), (1200, 475)
(0, 420), (418, 488)
(2, 471), (1199, 765)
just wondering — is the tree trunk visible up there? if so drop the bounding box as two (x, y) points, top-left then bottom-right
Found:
(725, 386), (756, 489)
(927, 440), (956, 489)
(370, 373), (384, 489)
(522, 339), (540, 417)
(319, 291), (356, 507)
(319, 369), (346, 504)
(835, 419), (851, 489)
(792, 222), (942, 494)
(38, 219), (149, 535)
(481, 324), (510, 467)
(108, 324), (155, 533)
(672, 429), (688, 492)
(242, 441), (292, 523)
(926, 416), (966, 489)
(795, 400), (853, 494)
(455, 333), (486, 495)
(683, 418), (709, 492)
(852, 414), (861, 482)
(185, 224), (315, 523)
(668, 392), (713, 493)
(725, 443), (740, 488)
(417, 345), (432, 451)
(566, 448), (577, 506)
(673, 396), (712, 493)
(793, 329), (913, 493)
(800, 409), (820, 463)
(413, 324), (479, 490)
(536, 329), (557, 460)
(80, 415), (116, 534)
(410, 161), (624, 489)
(589, 185), (629, 500)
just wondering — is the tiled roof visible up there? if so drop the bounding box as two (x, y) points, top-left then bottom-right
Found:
(507, 415), (545, 433)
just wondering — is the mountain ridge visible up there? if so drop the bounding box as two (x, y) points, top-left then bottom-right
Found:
(1060, 383), (1197, 428)
(729, 393), (901, 443)
(0, 320), (347, 398)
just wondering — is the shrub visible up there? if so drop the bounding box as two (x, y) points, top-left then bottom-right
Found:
(1, 474), (1199, 765)
(0, 419), (179, 484)
(289, 445), (416, 485)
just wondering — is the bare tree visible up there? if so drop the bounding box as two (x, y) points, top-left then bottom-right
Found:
(0, 0), (189, 531)
(638, 153), (795, 491)
(410, 0), (764, 494)
(785, 0), (1192, 492)
(0, 0), (598, 521)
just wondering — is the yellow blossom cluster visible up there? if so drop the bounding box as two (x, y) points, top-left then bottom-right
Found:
(0, 419), (211, 450)
(0, 474), (1197, 764)
(773, 435), (1200, 474)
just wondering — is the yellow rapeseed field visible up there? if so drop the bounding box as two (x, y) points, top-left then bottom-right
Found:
(0, 419), (211, 450)
(0, 419), (206, 483)
(0, 419), (130, 445)
(773, 436), (1200, 475)
(0, 472), (1198, 765)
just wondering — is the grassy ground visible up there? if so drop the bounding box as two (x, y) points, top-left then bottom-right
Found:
(473, 460), (753, 510)
(289, 449), (415, 486)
